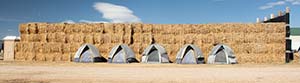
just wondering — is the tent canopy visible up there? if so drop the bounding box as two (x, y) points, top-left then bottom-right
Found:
(141, 44), (170, 63)
(207, 44), (237, 64)
(108, 44), (138, 63)
(176, 44), (205, 64)
(74, 44), (107, 63)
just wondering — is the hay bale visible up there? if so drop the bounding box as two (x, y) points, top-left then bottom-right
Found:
(45, 53), (54, 62)
(93, 33), (103, 44)
(93, 23), (104, 33)
(38, 33), (48, 43)
(37, 23), (48, 33)
(14, 52), (25, 61)
(53, 53), (62, 61)
(82, 24), (93, 33)
(142, 24), (153, 33)
(114, 23), (125, 34)
(48, 43), (63, 53)
(28, 34), (40, 42)
(36, 53), (46, 61)
(25, 52), (36, 61)
(19, 23), (29, 34)
(61, 53), (71, 61)
(104, 23), (114, 33)
(20, 34), (29, 42)
(28, 23), (37, 34)
(62, 44), (71, 53)
(47, 33), (56, 42)
(55, 32), (66, 43)
(132, 23), (142, 33)
(64, 24), (75, 34)
(84, 34), (94, 44)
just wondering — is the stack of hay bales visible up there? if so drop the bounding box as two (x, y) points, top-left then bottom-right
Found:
(15, 22), (286, 63)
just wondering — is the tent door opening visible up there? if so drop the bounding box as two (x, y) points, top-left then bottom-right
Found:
(181, 46), (197, 64)
(112, 46), (126, 63)
(214, 47), (227, 63)
(147, 47), (160, 63)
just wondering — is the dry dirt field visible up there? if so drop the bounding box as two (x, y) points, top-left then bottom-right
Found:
(0, 61), (300, 83)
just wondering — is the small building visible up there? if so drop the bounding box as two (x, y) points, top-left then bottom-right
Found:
(290, 28), (300, 51)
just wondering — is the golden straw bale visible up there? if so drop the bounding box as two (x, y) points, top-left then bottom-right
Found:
(47, 33), (56, 42)
(101, 34), (111, 44)
(46, 24), (56, 33)
(33, 42), (44, 53)
(122, 34), (131, 44)
(55, 32), (66, 43)
(37, 23), (48, 33)
(14, 52), (25, 61)
(132, 23), (142, 33)
(62, 44), (71, 53)
(28, 23), (37, 34)
(70, 43), (82, 52)
(53, 53), (62, 61)
(152, 24), (163, 34)
(54, 23), (65, 32)
(114, 23), (125, 34)
(93, 33), (102, 44)
(19, 23), (29, 34)
(82, 24), (94, 33)
(14, 42), (21, 52)
(104, 23), (114, 33)
(36, 53), (46, 61)
(142, 24), (153, 33)
(62, 53), (71, 61)
(84, 34), (94, 44)
(38, 33), (48, 42)
(25, 52), (36, 61)
(72, 34), (84, 43)
(93, 23), (104, 33)
(65, 35), (73, 43)
(124, 24), (132, 33)
(48, 43), (62, 53)
(45, 53), (54, 62)
(64, 24), (74, 34)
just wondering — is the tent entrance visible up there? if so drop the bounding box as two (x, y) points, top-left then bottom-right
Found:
(80, 46), (93, 62)
(181, 46), (197, 64)
(147, 47), (160, 63)
(214, 47), (227, 63)
(112, 46), (126, 63)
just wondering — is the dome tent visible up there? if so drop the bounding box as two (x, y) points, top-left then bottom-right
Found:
(141, 44), (170, 63)
(176, 44), (205, 64)
(74, 44), (107, 63)
(108, 44), (138, 63)
(207, 44), (237, 64)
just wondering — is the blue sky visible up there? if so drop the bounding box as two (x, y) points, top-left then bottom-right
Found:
(0, 0), (300, 39)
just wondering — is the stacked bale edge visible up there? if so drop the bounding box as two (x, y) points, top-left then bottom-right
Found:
(15, 23), (286, 64)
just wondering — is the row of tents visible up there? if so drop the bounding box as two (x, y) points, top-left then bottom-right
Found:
(74, 44), (238, 64)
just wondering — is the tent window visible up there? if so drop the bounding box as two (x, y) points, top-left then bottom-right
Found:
(112, 47), (126, 63)
(147, 47), (160, 62)
(215, 47), (226, 63)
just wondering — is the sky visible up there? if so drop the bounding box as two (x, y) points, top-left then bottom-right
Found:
(0, 0), (300, 39)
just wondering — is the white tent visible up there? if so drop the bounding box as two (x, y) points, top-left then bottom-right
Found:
(176, 44), (205, 64)
(108, 44), (138, 63)
(207, 44), (237, 64)
(141, 44), (170, 63)
(74, 44), (107, 62)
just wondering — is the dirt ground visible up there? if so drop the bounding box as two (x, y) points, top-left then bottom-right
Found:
(0, 61), (300, 83)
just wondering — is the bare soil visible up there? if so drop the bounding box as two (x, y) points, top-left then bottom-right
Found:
(0, 61), (300, 83)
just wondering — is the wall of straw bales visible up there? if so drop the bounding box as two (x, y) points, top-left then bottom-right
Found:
(15, 23), (286, 63)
